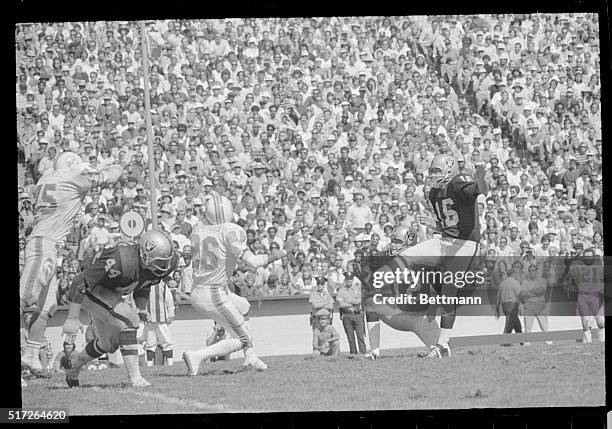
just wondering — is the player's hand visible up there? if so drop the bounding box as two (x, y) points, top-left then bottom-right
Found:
(167, 317), (174, 325)
(62, 317), (81, 338)
(283, 236), (298, 254)
(138, 309), (150, 323)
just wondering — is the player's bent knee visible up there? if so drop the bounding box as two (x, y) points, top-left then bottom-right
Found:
(96, 336), (120, 354)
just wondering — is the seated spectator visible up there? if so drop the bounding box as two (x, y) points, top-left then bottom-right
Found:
(312, 311), (341, 357)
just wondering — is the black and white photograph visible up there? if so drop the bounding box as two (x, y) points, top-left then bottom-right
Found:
(14, 11), (606, 417)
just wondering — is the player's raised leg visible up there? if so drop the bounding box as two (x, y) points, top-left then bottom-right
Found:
(425, 238), (479, 358)
(184, 284), (265, 375)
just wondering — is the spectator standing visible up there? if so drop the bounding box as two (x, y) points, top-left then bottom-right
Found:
(496, 260), (523, 344)
(144, 279), (176, 366)
(519, 264), (552, 345)
(567, 248), (605, 343)
(309, 276), (334, 332)
(335, 272), (366, 354)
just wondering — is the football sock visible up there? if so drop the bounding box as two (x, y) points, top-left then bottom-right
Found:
(163, 349), (173, 366)
(367, 321), (380, 354)
(195, 338), (242, 361)
(146, 349), (155, 366)
(122, 346), (144, 383)
(583, 328), (592, 343)
(438, 328), (452, 348)
(580, 316), (591, 330)
(597, 327), (605, 342)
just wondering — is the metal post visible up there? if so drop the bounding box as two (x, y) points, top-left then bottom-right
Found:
(140, 21), (158, 229)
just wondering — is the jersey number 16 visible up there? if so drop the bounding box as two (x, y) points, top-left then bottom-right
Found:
(433, 198), (459, 228)
(198, 236), (220, 271)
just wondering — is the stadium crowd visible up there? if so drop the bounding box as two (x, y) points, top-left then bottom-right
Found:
(16, 14), (602, 309)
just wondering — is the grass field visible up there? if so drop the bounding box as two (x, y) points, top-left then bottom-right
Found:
(22, 342), (604, 414)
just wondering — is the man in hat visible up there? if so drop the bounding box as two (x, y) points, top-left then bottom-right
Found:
(312, 310), (341, 357)
(309, 275), (334, 330)
(335, 271), (366, 354)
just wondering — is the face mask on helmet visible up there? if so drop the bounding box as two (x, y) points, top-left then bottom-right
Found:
(387, 226), (416, 256)
(428, 167), (446, 188)
(139, 230), (175, 277)
(143, 253), (174, 276)
(388, 237), (406, 256)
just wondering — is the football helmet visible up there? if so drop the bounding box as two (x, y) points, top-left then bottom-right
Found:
(54, 151), (91, 174)
(388, 225), (417, 256)
(203, 192), (234, 224)
(428, 154), (458, 189)
(138, 229), (175, 277)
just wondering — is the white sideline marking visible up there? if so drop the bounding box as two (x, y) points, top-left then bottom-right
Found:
(92, 387), (227, 412)
(130, 390), (227, 412)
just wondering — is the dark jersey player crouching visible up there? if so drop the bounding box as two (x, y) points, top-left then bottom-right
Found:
(370, 154), (488, 359)
(61, 229), (178, 387)
(357, 228), (442, 360)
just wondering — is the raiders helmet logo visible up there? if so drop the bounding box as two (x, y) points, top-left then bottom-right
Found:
(406, 228), (417, 246)
(144, 240), (157, 253)
(445, 157), (455, 169)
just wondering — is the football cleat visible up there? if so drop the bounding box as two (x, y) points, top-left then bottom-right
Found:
(243, 356), (267, 371)
(182, 351), (202, 376)
(61, 351), (81, 388)
(420, 344), (451, 359)
(131, 377), (151, 387)
(21, 377), (27, 388)
(365, 351), (380, 360)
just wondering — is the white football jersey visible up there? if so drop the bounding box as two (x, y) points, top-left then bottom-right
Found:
(191, 222), (248, 286)
(30, 167), (117, 243)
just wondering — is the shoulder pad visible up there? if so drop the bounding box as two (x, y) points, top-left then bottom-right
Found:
(223, 222), (247, 245)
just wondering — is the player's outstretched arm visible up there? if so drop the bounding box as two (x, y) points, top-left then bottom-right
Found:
(97, 160), (129, 187)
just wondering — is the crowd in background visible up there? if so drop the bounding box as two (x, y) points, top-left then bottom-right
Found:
(17, 14), (602, 307)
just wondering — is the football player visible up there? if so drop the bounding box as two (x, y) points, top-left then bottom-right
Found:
(60, 229), (177, 387)
(182, 192), (298, 375)
(360, 226), (441, 359)
(375, 154), (487, 358)
(20, 151), (126, 379)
